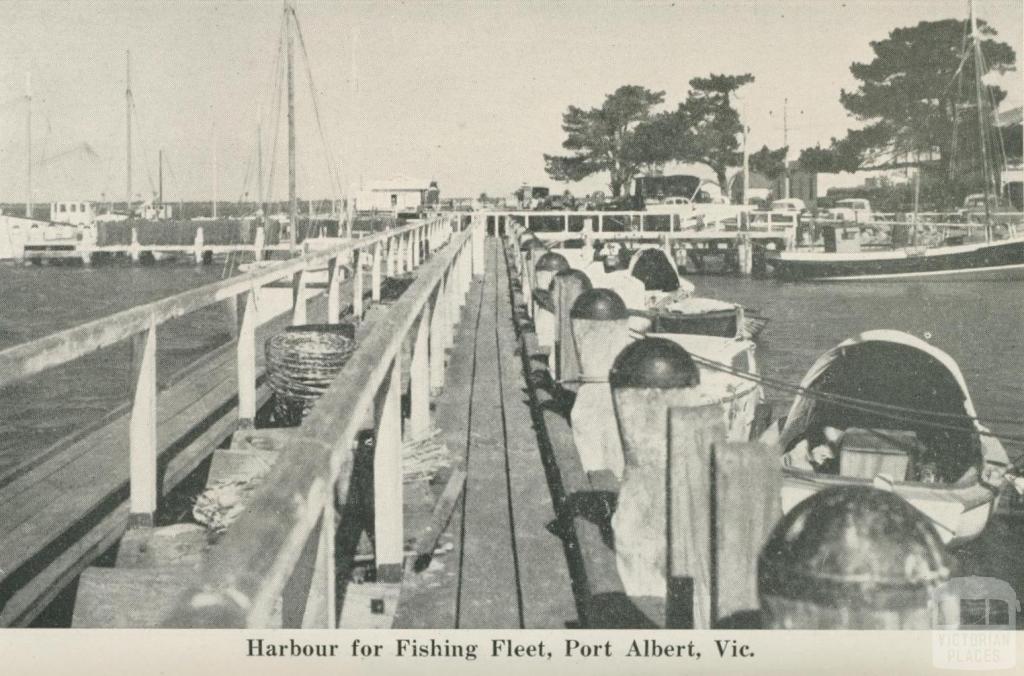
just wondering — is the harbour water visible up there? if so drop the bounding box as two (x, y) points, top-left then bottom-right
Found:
(0, 261), (232, 477)
(1, 263), (1022, 480)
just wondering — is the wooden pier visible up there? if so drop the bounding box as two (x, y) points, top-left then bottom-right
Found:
(4, 210), (1022, 630)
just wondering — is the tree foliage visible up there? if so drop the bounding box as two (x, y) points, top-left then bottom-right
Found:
(803, 18), (1015, 181)
(544, 85), (666, 197)
(748, 144), (789, 180)
(546, 74), (760, 195)
(672, 74), (754, 188)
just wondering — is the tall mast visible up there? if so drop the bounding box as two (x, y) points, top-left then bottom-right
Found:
(25, 73), (31, 219)
(158, 149), (163, 209)
(258, 120), (266, 225)
(782, 97), (790, 199)
(741, 98), (749, 206)
(126, 51), (132, 222)
(286, 0), (297, 248)
(970, 0), (993, 240)
(212, 122), (218, 219)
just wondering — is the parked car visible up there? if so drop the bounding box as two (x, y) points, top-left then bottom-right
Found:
(957, 193), (1001, 221)
(826, 198), (873, 223)
(769, 198), (808, 213)
(645, 196), (692, 214)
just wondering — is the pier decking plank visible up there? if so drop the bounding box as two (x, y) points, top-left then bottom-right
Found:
(394, 238), (577, 629)
(492, 240), (579, 629)
(456, 244), (521, 628)
(392, 276), (483, 629)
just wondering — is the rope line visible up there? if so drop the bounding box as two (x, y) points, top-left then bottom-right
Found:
(682, 353), (1024, 445)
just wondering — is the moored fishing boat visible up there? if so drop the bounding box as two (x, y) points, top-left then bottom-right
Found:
(584, 244), (768, 338)
(770, 0), (1024, 283)
(759, 330), (1009, 545)
(770, 231), (1024, 282)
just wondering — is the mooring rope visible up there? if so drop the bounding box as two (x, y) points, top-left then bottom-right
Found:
(683, 353), (1024, 446)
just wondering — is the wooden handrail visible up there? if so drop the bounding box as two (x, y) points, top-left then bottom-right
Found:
(163, 218), (482, 627)
(0, 217), (458, 388)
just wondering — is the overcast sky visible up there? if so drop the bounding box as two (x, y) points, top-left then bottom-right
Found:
(0, 0), (1021, 203)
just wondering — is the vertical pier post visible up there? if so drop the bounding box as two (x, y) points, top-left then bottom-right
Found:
(472, 215), (485, 276)
(429, 287), (446, 394)
(292, 269), (308, 325)
(352, 249), (365, 319)
(609, 338), (703, 603)
(710, 441), (781, 623)
(371, 241), (382, 303)
(570, 289), (631, 478)
(130, 226), (140, 263)
(237, 290), (257, 426)
(327, 257), (341, 324)
(551, 269), (591, 385)
(409, 304), (432, 440)
(373, 358), (404, 582)
(193, 226), (205, 265)
(128, 315), (158, 527)
(254, 225), (266, 261)
(665, 405), (726, 629)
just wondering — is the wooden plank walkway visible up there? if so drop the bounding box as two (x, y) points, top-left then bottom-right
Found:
(394, 237), (578, 628)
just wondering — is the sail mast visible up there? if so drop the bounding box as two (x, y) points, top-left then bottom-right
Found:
(970, 0), (994, 241)
(286, 0), (297, 249)
(25, 73), (31, 220)
(126, 51), (132, 223)
(212, 123), (218, 219)
(158, 149), (163, 209)
(258, 120), (266, 226)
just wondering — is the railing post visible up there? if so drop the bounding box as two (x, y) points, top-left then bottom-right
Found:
(327, 257), (341, 324)
(429, 288), (446, 395)
(353, 249), (365, 319)
(472, 216), (485, 277)
(292, 269), (308, 325)
(193, 226), (205, 265)
(388, 236), (399, 277)
(374, 358), (403, 583)
(409, 303), (431, 440)
(300, 507), (337, 628)
(444, 268), (457, 350)
(254, 225), (266, 261)
(130, 226), (141, 263)
(371, 241), (382, 303)
(128, 315), (158, 528)
(237, 289), (257, 426)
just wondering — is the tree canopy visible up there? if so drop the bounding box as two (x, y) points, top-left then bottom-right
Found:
(799, 18), (1016, 185)
(544, 85), (666, 197)
(545, 74), (762, 195)
(672, 74), (754, 188)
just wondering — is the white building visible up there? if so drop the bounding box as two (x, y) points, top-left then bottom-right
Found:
(353, 178), (436, 213)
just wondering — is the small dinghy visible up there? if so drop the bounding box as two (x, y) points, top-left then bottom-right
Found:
(760, 330), (1009, 545)
(588, 245), (767, 340)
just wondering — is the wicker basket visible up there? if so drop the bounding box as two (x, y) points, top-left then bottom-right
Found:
(266, 323), (357, 426)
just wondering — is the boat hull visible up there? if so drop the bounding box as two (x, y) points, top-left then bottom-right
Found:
(780, 468), (998, 546)
(770, 237), (1024, 281)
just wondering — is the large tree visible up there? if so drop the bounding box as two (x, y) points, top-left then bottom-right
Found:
(544, 85), (667, 197)
(801, 18), (1015, 197)
(672, 73), (754, 188)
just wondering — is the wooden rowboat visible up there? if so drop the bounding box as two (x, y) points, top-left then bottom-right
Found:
(759, 330), (1009, 545)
